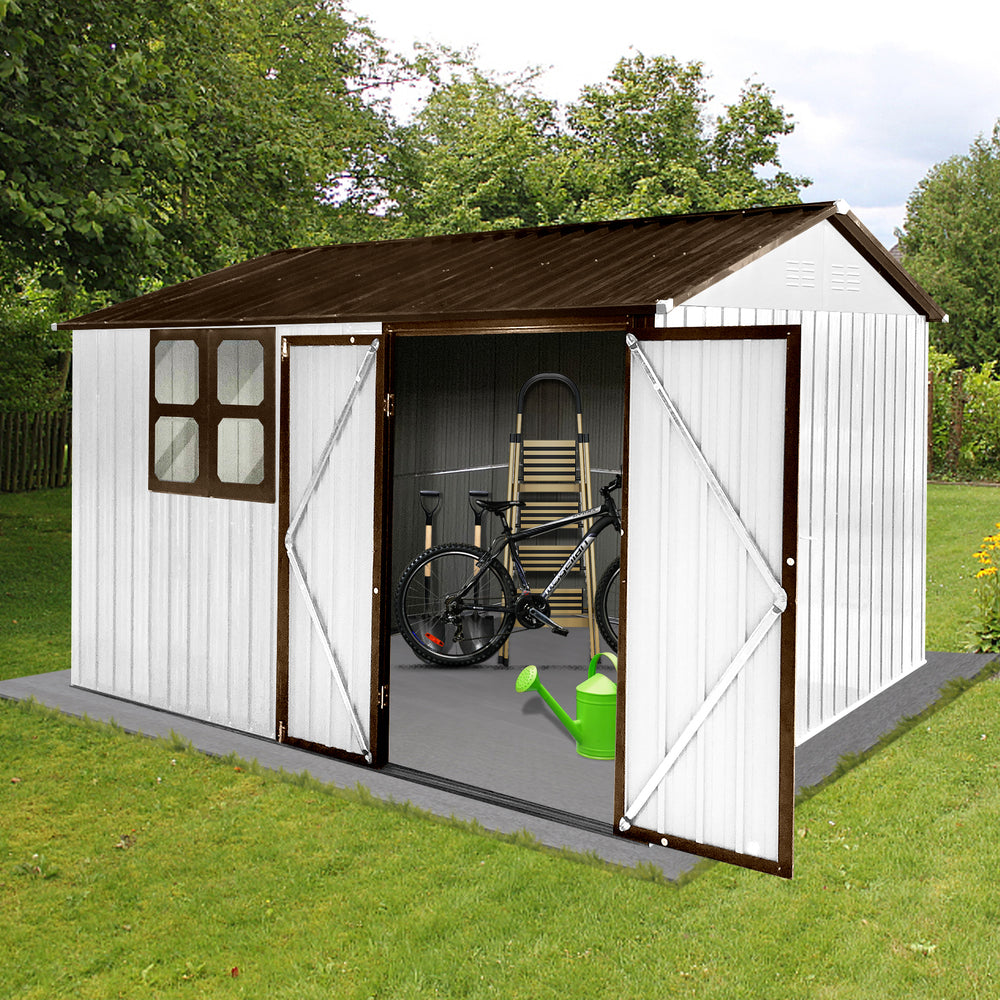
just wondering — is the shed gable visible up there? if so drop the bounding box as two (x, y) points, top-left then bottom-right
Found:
(685, 221), (917, 316)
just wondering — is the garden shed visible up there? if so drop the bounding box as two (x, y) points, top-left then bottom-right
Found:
(62, 201), (943, 878)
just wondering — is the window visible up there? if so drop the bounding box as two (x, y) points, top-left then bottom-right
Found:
(149, 328), (276, 502)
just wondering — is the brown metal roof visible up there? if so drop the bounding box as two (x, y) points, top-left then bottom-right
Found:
(62, 202), (945, 329)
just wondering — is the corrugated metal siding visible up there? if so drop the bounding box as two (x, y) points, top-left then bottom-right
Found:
(623, 335), (790, 861)
(286, 334), (379, 755)
(64, 204), (942, 331)
(72, 329), (279, 736)
(663, 305), (928, 742)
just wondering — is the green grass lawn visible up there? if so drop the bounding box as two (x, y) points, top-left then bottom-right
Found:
(926, 482), (1000, 651)
(2, 484), (999, 998)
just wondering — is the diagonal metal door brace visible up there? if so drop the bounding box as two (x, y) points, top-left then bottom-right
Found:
(620, 334), (787, 830)
(285, 340), (380, 763)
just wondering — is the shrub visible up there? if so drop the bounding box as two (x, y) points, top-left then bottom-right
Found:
(929, 343), (1000, 479)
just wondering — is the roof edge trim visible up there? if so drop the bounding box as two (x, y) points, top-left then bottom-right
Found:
(828, 212), (946, 321)
(64, 303), (659, 332)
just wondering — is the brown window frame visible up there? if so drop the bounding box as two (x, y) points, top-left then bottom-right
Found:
(148, 327), (276, 503)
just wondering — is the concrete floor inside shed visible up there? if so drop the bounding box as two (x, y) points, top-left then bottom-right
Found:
(388, 627), (615, 823)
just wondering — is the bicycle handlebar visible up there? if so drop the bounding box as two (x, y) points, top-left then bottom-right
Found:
(600, 474), (622, 497)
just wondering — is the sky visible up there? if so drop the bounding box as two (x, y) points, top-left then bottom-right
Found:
(349, 0), (999, 247)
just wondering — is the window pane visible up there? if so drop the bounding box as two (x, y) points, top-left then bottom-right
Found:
(217, 418), (264, 484)
(154, 417), (199, 482)
(154, 340), (199, 405)
(217, 339), (264, 406)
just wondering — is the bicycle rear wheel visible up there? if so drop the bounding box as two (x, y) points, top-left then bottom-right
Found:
(395, 544), (516, 666)
(595, 557), (620, 652)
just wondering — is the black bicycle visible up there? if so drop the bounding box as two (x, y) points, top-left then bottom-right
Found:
(394, 475), (622, 666)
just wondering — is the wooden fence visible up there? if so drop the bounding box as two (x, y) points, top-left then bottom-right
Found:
(0, 409), (72, 492)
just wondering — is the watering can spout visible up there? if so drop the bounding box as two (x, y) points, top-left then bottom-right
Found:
(515, 653), (618, 760)
(515, 665), (583, 743)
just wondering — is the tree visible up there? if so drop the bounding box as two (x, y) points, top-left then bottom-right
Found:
(383, 64), (574, 235)
(384, 52), (808, 236)
(564, 53), (715, 217)
(899, 124), (1000, 366)
(0, 0), (398, 300)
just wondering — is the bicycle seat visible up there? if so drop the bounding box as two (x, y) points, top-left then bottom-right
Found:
(474, 498), (524, 513)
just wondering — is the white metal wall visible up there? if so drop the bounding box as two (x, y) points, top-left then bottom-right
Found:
(72, 328), (279, 736)
(623, 334), (791, 863)
(661, 306), (928, 741)
(285, 335), (379, 757)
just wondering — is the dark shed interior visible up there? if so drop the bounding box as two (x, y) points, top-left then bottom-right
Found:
(388, 330), (628, 817)
(390, 331), (627, 588)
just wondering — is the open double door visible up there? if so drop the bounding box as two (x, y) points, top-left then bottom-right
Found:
(277, 322), (799, 877)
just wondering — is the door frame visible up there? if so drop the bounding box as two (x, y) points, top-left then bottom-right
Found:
(276, 332), (392, 766)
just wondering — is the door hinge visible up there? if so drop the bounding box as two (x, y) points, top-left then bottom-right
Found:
(278, 721), (286, 743)
(378, 684), (389, 710)
(281, 338), (289, 359)
(384, 393), (394, 418)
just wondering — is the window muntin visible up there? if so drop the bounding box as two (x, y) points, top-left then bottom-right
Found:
(148, 328), (275, 502)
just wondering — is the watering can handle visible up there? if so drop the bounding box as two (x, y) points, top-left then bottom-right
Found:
(588, 651), (618, 678)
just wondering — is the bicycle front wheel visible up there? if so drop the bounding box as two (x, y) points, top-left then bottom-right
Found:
(395, 544), (516, 666)
(595, 557), (620, 652)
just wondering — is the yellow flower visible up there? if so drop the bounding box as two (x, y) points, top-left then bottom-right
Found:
(977, 566), (999, 578)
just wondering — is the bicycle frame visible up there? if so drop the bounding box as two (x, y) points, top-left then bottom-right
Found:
(506, 507), (617, 596)
(466, 490), (621, 607)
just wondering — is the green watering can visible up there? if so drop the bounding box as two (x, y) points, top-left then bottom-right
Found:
(515, 652), (618, 759)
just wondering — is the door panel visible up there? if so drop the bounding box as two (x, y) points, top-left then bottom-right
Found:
(279, 335), (385, 763)
(617, 327), (799, 877)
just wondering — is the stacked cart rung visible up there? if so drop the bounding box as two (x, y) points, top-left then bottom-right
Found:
(546, 592), (589, 624)
(519, 440), (578, 490)
(516, 501), (580, 529)
(517, 546), (585, 575)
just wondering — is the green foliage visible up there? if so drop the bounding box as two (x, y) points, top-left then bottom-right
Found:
(961, 363), (1000, 472)
(928, 344), (957, 464)
(0, 0), (398, 299)
(565, 54), (806, 219)
(0, 269), (89, 410)
(929, 344), (1000, 478)
(899, 123), (1000, 367)
(2, 1), (807, 332)
(383, 63), (572, 235)
(386, 53), (809, 236)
